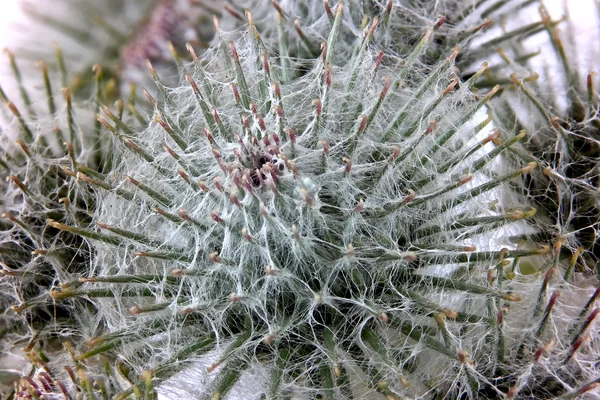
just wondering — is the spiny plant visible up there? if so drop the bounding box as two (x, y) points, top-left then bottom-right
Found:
(34, 3), (599, 399)
(1, 0), (599, 399)
(0, 47), (145, 397)
(0, 0), (216, 395)
(484, 2), (600, 274)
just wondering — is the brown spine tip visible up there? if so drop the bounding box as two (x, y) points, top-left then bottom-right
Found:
(324, 68), (331, 87)
(503, 293), (521, 302)
(37, 59), (48, 71)
(324, 0), (333, 19)
(377, 312), (388, 323)
(265, 264), (276, 276)
(263, 334), (276, 345)
(457, 350), (471, 364)
(443, 78), (458, 95)
(164, 144), (179, 159)
(207, 362), (220, 373)
(375, 51), (384, 71)
(97, 114), (114, 131)
(224, 3), (243, 20)
(272, 0), (285, 17)
(509, 210), (524, 220)
(379, 76), (391, 99)
(403, 253), (418, 262)
(15, 140), (30, 157)
(291, 224), (300, 240)
(368, 17), (379, 36)
(354, 198), (365, 213)
(77, 172), (95, 184)
(273, 82), (281, 98)
(543, 267), (557, 285)
(178, 169), (191, 183)
(510, 73), (522, 87)
(320, 41), (328, 63)
(479, 19), (493, 30)
(186, 42), (198, 62)
(568, 335), (591, 362)
(241, 227), (254, 242)
(313, 99), (322, 116)
(7, 101), (21, 117)
(459, 174), (472, 185)
(521, 162), (537, 174)
(575, 377), (600, 395)
(229, 41), (239, 61)
(434, 15), (446, 30)
(402, 189), (416, 204)
(211, 211), (224, 224)
(208, 251), (221, 263)
(343, 157), (352, 176)
(506, 386), (519, 400)
(287, 128), (296, 143)
(300, 189), (313, 206)
(177, 209), (191, 221)
(142, 88), (156, 105)
(126, 176), (140, 186)
(263, 53), (270, 74)
(230, 83), (241, 103)
(129, 306), (144, 315)
(524, 72), (539, 82)
(171, 269), (185, 277)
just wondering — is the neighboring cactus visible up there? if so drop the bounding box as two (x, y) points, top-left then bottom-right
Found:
(0, 0), (220, 391)
(0, 0), (212, 395)
(0, 1), (599, 399)
(484, 2), (600, 274)
(0, 46), (144, 397)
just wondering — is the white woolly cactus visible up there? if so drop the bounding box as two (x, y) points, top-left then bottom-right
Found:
(38, 3), (600, 399)
(1, 1), (600, 399)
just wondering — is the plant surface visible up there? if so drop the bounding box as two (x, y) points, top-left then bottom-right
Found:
(0, 1), (599, 399)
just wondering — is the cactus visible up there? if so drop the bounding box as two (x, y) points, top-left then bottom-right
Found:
(484, 2), (600, 274)
(0, 1), (599, 399)
(0, 0), (211, 395)
(0, 45), (143, 399)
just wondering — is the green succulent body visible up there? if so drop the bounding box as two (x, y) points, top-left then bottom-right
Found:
(0, 1), (599, 400)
